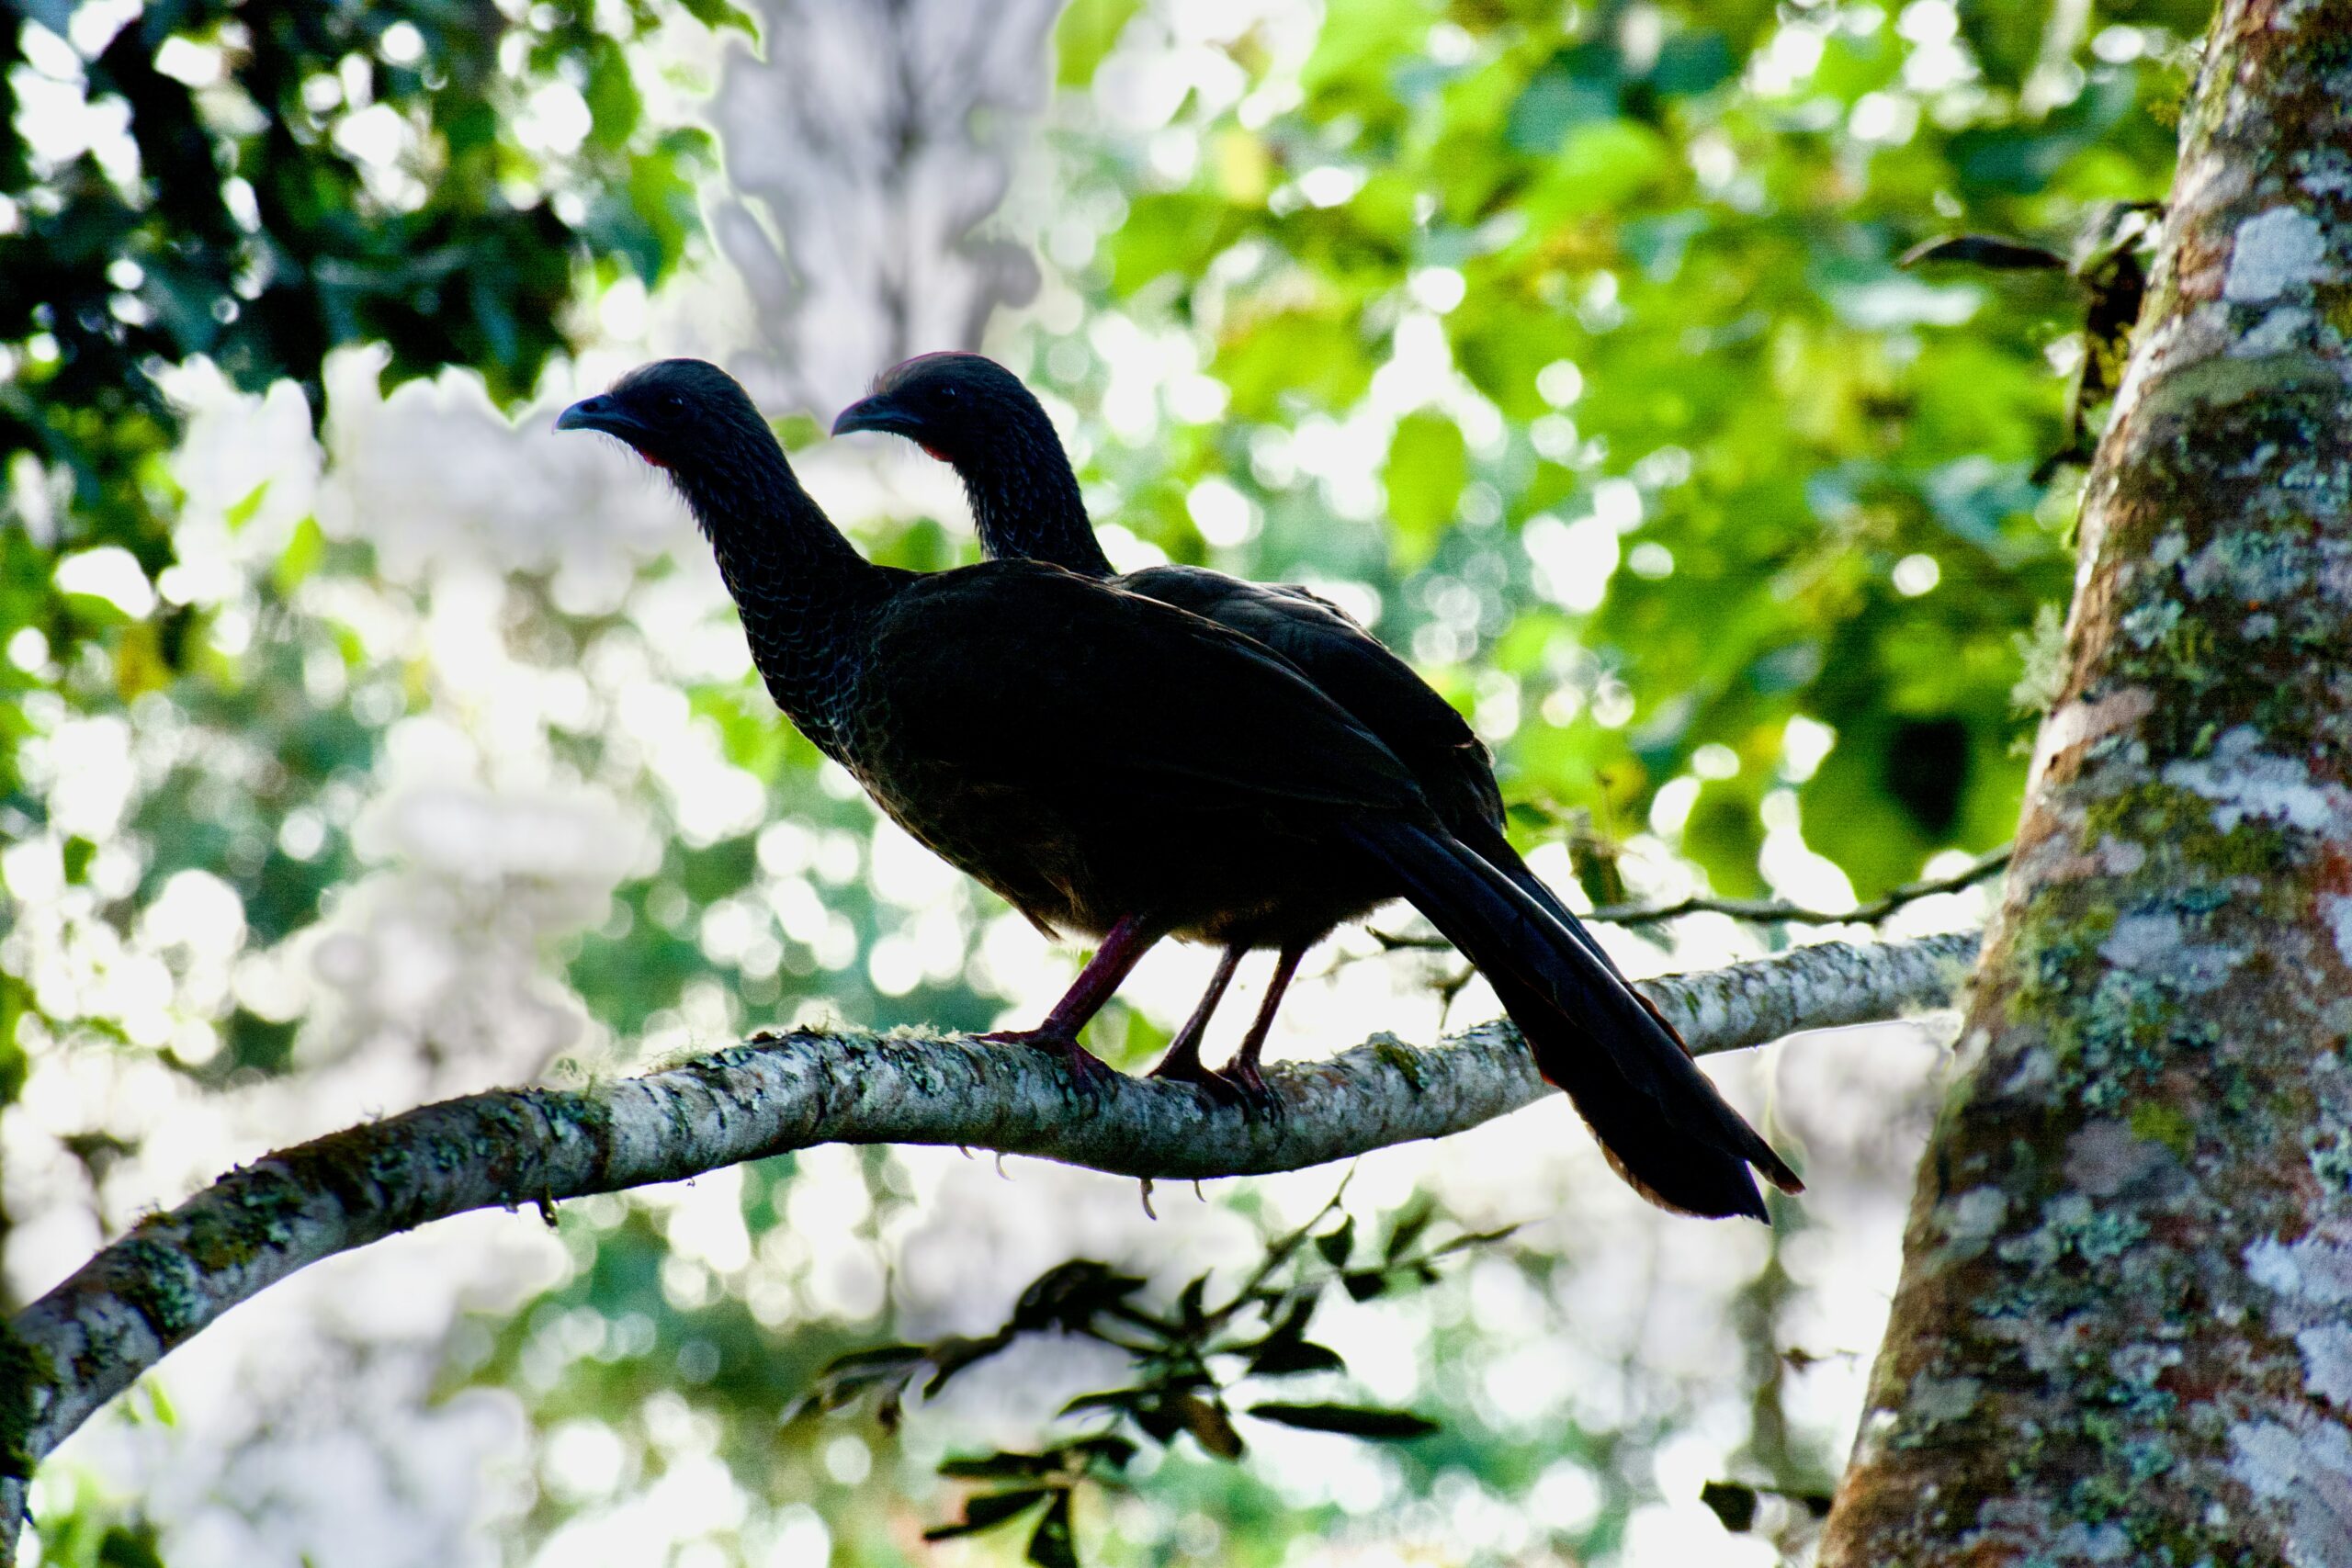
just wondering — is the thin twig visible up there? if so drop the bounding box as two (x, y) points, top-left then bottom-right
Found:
(1370, 846), (2011, 953)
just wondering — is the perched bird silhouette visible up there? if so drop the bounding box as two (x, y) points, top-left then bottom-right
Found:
(834, 351), (1800, 1217)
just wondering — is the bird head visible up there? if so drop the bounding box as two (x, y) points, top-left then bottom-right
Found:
(556, 358), (772, 472)
(830, 351), (1043, 468)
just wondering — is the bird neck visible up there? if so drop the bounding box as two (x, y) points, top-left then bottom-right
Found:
(960, 435), (1113, 580)
(674, 446), (892, 754)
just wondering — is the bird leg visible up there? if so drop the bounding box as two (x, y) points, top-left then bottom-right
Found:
(1148, 946), (1245, 1103)
(1222, 943), (1306, 1110)
(980, 914), (1160, 1089)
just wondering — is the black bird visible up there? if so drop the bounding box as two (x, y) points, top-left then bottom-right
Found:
(834, 351), (1800, 1217)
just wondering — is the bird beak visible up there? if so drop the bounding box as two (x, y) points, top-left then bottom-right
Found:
(831, 392), (922, 442)
(556, 392), (654, 444)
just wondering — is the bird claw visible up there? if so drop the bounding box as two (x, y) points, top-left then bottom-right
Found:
(1218, 1058), (1283, 1116)
(1148, 1051), (1249, 1108)
(978, 1027), (1119, 1093)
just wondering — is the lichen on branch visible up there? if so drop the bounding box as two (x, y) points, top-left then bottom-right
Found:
(0, 931), (1973, 1561)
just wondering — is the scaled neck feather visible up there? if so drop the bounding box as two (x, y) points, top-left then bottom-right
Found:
(961, 407), (1114, 580)
(672, 433), (890, 758)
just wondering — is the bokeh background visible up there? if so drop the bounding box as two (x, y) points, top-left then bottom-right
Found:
(0, 0), (2204, 1562)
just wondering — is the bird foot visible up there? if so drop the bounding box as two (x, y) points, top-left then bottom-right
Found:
(1218, 1057), (1283, 1116)
(978, 1027), (1119, 1092)
(1148, 1050), (1249, 1108)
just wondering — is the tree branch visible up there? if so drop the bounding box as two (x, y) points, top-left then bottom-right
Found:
(0, 931), (1975, 1555)
(1370, 845), (2011, 950)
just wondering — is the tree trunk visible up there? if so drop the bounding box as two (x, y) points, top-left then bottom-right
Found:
(1822, 3), (2352, 1562)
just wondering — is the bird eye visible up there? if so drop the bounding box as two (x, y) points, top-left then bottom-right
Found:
(664, 393), (685, 412)
(938, 385), (957, 401)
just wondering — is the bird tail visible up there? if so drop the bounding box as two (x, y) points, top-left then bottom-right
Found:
(1345, 818), (1801, 1221)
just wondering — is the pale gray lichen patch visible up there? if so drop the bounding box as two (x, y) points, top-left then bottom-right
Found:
(2238, 305), (2318, 356)
(2228, 1414), (2352, 1568)
(2001, 1044), (2058, 1095)
(2097, 909), (2245, 995)
(2099, 910), (2184, 969)
(2298, 146), (2352, 200)
(1907, 1371), (1983, 1428)
(2320, 895), (2352, 969)
(2246, 1229), (2352, 1306)
(2181, 528), (2316, 602)
(2224, 208), (2329, 303)
(2161, 726), (2352, 833)
(2294, 1324), (2352, 1407)
(2109, 1340), (2181, 1390)
(1944, 1185), (2008, 1247)
(2066, 1121), (2168, 1197)
(2047, 1520), (2133, 1563)
(2246, 1226), (2352, 1406)
(1927, 1185), (2007, 1266)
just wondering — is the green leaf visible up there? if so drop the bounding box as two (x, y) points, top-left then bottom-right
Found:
(1168, 1393), (1245, 1461)
(940, 1451), (1059, 1481)
(1177, 1273), (1209, 1329)
(1133, 1400), (1182, 1445)
(1314, 1215), (1354, 1268)
(1054, 0), (1141, 86)
(1012, 1259), (1148, 1335)
(1384, 412), (1467, 570)
(924, 1489), (1052, 1541)
(1682, 780), (1768, 898)
(1248, 1338), (1347, 1377)
(222, 481), (270, 533)
(1218, 311), (1374, 418)
(1109, 192), (1251, 296)
(1699, 1480), (1759, 1533)
(1068, 1434), (1138, 1472)
(1432, 1224), (1521, 1256)
(1247, 1402), (1441, 1439)
(677, 0), (759, 39)
(1301, 0), (1433, 96)
(95, 1524), (167, 1568)
(1028, 1491), (1080, 1568)
(271, 518), (326, 597)
(1383, 1194), (1437, 1262)
(816, 1343), (931, 1375)
(583, 38), (643, 151)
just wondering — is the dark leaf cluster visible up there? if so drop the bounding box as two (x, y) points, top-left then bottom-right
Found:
(792, 1188), (1510, 1566)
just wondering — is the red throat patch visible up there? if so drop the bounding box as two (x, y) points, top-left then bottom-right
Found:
(921, 442), (950, 464)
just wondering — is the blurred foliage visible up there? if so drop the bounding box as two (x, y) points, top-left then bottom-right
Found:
(0, 0), (741, 1238)
(788, 1190), (1493, 1566)
(7, 0), (2222, 1561)
(0, 0), (738, 556)
(1901, 198), (2161, 475)
(1029, 0), (2200, 903)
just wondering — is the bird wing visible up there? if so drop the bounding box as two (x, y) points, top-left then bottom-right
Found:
(867, 560), (1427, 815)
(1121, 565), (1505, 830)
(1125, 570), (1650, 998)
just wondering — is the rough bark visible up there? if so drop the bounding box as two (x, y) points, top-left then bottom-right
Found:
(1821, 5), (2352, 1562)
(0, 931), (1970, 1560)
